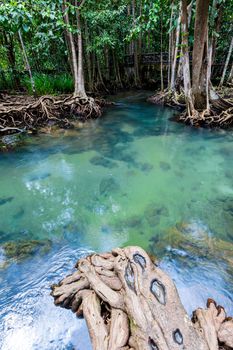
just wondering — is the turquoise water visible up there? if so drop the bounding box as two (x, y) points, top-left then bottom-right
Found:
(0, 91), (233, 350)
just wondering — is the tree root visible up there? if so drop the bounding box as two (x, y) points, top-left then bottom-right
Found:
(0, 94), (108, 135)
(148, 89), (186, 109)
(180, 104), (233, 128)
(51, 246), (233, 350)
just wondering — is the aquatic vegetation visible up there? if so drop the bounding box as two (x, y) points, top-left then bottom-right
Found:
(2, 239), (52, 262)
(149, 221), (233, 268)
(99, 177), (120, 197)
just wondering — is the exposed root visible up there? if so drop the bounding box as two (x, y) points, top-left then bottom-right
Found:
(150, 86), (233, 128)
(0, 94), (108, 136)
(180, 102), (233, 128)
(51, 246), (233, 350)
(148, 89), (186, 109)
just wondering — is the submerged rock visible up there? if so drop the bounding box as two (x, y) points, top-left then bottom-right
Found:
(2, 239), (52, 263)
(99, 177), (120, 197)
(149, 221), (233, 268)
(138, 162), (154, 172)
(90, 155), (118, 169)
(159, 161), (171, 171)
(0, 196), (14, 206)
(144, 203), (169, 227)
(122, 215), (143, 228)
(0, 133), (26, 151)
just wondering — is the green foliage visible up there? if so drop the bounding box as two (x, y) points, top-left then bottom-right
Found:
(0, 0), (232, 94)
(23, 73), (74, 95)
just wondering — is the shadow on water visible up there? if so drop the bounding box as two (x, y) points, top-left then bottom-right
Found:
(0, 91), (233, 349)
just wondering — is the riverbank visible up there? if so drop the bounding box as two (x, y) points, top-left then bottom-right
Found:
(148, 85), (233, 128)
(0, 93), (109, 137)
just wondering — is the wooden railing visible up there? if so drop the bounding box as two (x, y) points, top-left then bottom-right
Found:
(124, 52), (226, 67)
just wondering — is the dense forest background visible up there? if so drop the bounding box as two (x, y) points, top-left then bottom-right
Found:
(0, 0), (232, 96)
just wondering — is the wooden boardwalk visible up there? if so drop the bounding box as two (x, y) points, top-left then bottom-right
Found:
(124, 52), (225, 67)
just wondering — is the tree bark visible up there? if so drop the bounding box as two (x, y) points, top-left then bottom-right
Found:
(51, 246), (233, 350)
(192, 0), (210, 109)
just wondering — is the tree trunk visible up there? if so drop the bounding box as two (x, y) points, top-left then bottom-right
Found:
(228, 63), (233, 83)
(84, 19), (93, 91)
(212, 3), (223, 67)
(51, 246), (233, 350)
(171, 1), (181, 91)
(192, 0), (210, 109)
(63, 0), (79, 95)
(2, 32), (21, 90)
(219, 37), (233, 87)
(181, 0), (193, 115)
(168, 1), (174, 89)
(97, 54), (108, 92)
(105, 47), (110, 82)
(160, 5), (164, 92)
(18, 30), (36, 96)
(113, 50), (123, 88)
(207, 0), (217, 87)
(75, 3), (87, 97)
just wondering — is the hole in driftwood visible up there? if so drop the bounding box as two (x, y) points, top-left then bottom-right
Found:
(173, 328), (183, 345)
(150, 279), (166, 305)
(133, 253), (146, 270)
(148, 337), (159, 350)
(124, 262), (136, 292)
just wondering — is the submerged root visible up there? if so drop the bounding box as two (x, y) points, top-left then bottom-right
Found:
(0, 94), (108, 135)
(51, 246), (233, 350)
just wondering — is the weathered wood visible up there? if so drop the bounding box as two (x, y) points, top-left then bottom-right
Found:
(51, 246), (233, 350)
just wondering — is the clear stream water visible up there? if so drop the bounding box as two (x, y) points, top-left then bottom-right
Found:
(0, 92), (233, 350)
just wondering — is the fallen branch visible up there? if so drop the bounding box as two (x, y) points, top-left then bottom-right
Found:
(51, 246), (233, 350)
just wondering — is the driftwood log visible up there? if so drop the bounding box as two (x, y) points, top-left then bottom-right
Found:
(51, 246), (233, 350)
